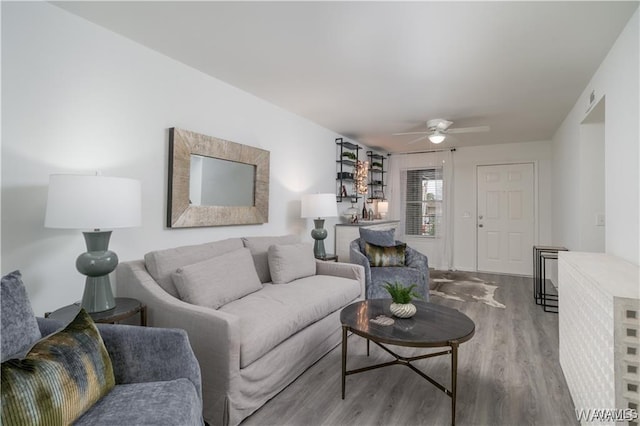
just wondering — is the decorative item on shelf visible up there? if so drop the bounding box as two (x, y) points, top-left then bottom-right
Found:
(342, 152), (357, 161)
(354, 160), (368, 195)
(344, 203), (359, 224)
(377, 201), (389, 219)
(368, 207), (374, 219)
(45, 173), (142, 313)
(383, 281), (423, 318)
(301, 193), (338, 258)
(341, 185), (348, 198)
(371, 161), (383, 169)
(354, 160), (369, 215)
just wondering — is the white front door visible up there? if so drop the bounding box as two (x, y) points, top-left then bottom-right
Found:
(477, 163), (534, 275)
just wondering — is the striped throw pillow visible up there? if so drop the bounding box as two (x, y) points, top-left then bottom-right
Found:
(1, 309), (114, 425)
(364, 242), (407, 267)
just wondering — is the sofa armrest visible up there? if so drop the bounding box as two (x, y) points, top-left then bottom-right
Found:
(98, 324), (202, 398)
(404, 245), (430, 299)
(349, 239), (373, 298)
(405, 245), (429, 272)
(36, 317), (64, 337)
(116, 260), (242, 415)
(315, 260), (365, 298)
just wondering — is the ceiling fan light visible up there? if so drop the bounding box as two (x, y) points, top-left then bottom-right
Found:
(429, 133), (445, 144)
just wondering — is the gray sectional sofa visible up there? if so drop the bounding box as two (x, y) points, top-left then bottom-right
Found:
(116, 235), (365, 426)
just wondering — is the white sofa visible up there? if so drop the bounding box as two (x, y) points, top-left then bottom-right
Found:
(116, 235), (365, 426)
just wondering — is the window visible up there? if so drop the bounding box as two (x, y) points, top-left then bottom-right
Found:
(405, 168), (443, 237)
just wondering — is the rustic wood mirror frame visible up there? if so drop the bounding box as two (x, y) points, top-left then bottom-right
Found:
(167, 128), (270, 228)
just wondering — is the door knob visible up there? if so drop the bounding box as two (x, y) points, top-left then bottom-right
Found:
(478, 224), (484, 228)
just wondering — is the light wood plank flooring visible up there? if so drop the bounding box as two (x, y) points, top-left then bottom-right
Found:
(242, 272), (577, 426)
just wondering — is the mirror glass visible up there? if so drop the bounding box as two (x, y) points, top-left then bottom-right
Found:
(189, 155), (256, 206)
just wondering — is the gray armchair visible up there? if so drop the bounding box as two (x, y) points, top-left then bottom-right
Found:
(1, 271), (204, 425)
(350, 238), (430, 300)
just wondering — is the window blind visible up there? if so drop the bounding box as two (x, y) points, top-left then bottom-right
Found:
(405, 168), (444, 236)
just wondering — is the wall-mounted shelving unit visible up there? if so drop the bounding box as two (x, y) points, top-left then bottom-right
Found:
(336, 138), (361, 202)
(367, 150), (387, 203)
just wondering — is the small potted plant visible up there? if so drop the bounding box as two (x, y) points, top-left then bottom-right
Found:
(382, 281), (423, 318)
(342, 152), (357, 160)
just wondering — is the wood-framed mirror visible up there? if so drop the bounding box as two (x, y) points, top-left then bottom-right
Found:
(167, 128), (270, 228)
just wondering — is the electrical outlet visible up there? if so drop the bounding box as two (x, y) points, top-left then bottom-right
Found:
(596, 213), (605, 227)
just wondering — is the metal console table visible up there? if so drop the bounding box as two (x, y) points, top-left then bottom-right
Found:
(532, 245), (568, 313)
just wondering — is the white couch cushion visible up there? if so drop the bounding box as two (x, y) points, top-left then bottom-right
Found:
(145, 238), (244, 297)
(172, 248), (262, 309)
(268, 243), (316, 284)
(219, 274), (361, 368)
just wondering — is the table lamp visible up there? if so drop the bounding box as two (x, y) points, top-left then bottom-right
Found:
(45, 174), (142, 313)
(301, 193), (338, 258)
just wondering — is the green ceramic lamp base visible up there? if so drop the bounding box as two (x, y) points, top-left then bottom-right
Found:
(76, 231), (118, 313)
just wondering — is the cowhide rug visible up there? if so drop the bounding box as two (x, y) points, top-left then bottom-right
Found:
(429, 270), (506, 309)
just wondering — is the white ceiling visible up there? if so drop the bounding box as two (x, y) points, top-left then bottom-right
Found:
(54, 1), (638, 153)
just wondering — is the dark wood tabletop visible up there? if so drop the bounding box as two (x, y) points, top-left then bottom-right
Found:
(45, 297), (146, 326)
(340, 299), (475, 348)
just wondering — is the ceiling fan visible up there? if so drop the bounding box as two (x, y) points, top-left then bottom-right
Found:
(393, 119), (490, 144)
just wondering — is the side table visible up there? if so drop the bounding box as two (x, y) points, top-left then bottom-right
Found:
(45, 297), (147, 326)
(532, 245), (568, 314)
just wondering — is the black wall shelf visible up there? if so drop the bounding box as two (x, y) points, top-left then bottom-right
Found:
(336, 138), (361, 202)
(367, 150), (387, 202)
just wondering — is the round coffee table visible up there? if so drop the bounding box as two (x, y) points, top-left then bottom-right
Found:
(340, 299), (475, 426)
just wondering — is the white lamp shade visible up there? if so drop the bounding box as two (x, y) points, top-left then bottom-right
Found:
(301, 193), (338, 218)
(377, 201), (389, 214)
(45, 174), (142, 229)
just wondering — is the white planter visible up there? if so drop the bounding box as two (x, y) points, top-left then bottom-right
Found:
(390, 302), (417, 318)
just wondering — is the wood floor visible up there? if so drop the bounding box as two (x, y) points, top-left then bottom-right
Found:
(241, 272), (577, 426)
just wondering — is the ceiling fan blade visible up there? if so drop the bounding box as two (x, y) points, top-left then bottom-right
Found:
(392, 131), (430, 136)
(446, 125), (491, 134)
(408, 135), (429, 144)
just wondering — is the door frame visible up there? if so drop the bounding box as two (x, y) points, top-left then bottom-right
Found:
(474, 161), (539, 276)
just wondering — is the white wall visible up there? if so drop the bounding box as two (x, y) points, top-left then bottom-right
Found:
(1, 2), (354, 315)
(385, 140), (552, 273)
(578, 117), (605, 253)
(452, 141), (553, 272)
(552, 10), (639, 265)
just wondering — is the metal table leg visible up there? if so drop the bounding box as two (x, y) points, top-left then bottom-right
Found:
(341, 325), (347, 399)
(451, 342), (459, 426)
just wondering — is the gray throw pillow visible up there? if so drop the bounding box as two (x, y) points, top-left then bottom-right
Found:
(268, 243), (316, 284)
(172, 248), (263, 309)
(1, 271), (42, 362)
(242, 235), (300, 283)
(145, 238), (244, 298)
(359, 227), (396, 252)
